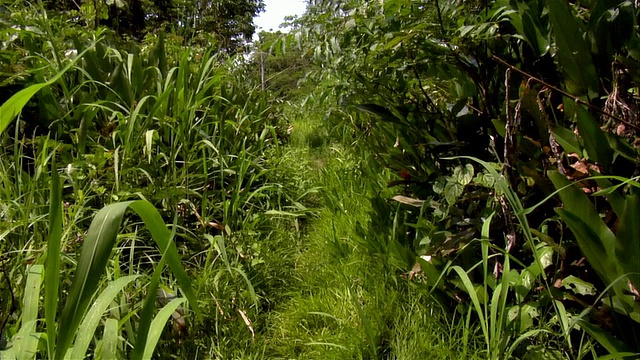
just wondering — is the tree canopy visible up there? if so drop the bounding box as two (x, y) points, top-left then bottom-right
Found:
(43, 0), (265, 49)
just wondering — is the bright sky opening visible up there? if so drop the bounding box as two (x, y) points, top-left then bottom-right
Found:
(254, 0), (307, 34)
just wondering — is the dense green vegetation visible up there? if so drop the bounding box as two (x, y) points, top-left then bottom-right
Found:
(1, 0), (639, 358)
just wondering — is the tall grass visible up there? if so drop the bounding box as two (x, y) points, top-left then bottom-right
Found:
(0, 14), (300, 357)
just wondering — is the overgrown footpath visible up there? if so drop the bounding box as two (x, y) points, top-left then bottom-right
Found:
(160, 102), (479, 358)
(251, 110), (477, 359)
(2, 0), (640, 358)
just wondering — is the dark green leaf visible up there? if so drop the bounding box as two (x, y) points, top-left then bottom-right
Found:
(550, 125), (582, 156)
(45, 157), (62, 357)
(355, 104), (407, 126)
(547, 0), (599, 95)
(561, 275), (596, 296)
(549, 171), (618, 285)
(616, 195), (640, 289)
(605, 132), (638, 163)
(56, 201), (198, 360)
(577, 319), (634, 354)
(575, 105), (613, 170)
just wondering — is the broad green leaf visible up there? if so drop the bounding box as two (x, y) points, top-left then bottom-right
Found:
(10, 320), (40, 360)
(547, 0), (599, 95)
(100, 319), (119, 360)
(516, 269), (534, 302)
(142, 298), (186, 360)
(593, 177), (626, 218)
(0, 82), (50, 135)
(45, 160), (63, 357)
(554, 208), (617, 286)
(604, 132), (638, 163)
(444, 181), (464, 205)
(589, 0), (635, 61)
(577, 319), (634, 355)
(56, 200), (198, 360)
(491, 119), (507, 137)
(56, 202), (128, 359)
(24, 265), (43, 325)
(460, 164), (474, 185)
(0, 47), (90, 135)
(110, 64), (133, 107)
(575, 106), (613, 170)
(615, 195), (640, 289)
(507, 303), (539, 334)
(550, 125), (582, 156)
(549, 171), (618, 279)
(68, 275), (140, 360)
(561, 275), (597, 296)
(521, 10), (550, 55)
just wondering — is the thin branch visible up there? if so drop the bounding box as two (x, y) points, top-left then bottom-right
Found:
(492, 55), (640, 131)
(407, 49), (437, 112)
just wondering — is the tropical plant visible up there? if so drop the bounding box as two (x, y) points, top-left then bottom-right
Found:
(0, 154), (197, 359)
(291, 0), (640, 356)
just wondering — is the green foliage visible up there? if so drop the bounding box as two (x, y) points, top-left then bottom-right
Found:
(1, 159), (196, 359)
(2, 0), (640, 357)
(251, 31), (317, 101)
(293, 0), (640, 356)
(550, 172), (640, 323)
(0, 5), (297, 358)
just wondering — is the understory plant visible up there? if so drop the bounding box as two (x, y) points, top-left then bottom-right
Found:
(0, 154), (198, 359)
(0, 4), (297, 357)
(293, 0), (640, 356)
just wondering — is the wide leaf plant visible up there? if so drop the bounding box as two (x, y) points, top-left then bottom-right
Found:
(550, 171), (640, 324)
(0, 162), (199, 359)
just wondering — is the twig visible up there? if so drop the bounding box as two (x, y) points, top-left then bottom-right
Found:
(501, 69), (518, 256)
(492, 55), (640, 131)
(408, 49), (437, 112)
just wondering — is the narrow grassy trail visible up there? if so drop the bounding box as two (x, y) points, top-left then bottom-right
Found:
(257, 116), (472, 359)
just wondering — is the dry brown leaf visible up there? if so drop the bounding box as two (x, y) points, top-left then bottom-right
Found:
(409, 262), (421, 280)
(391, 195), (425, 208)
(238, 309), (255, 339)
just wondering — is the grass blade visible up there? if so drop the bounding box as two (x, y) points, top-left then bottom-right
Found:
(57, 200), (198, 360)
(56, 202), (129, 359)
(100, 319), (119, 360)
(9, 266), (44, 359)
(131, 253), (166, 360)
(128, 201), (199, 313)
(142, 298), (186, 360)
(0, 47), (91, 135)
(449, 265), (488, 347)
(68, 275), (140, 360)
(45, 159), (62, 358)
(23, 265), (43, 326)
